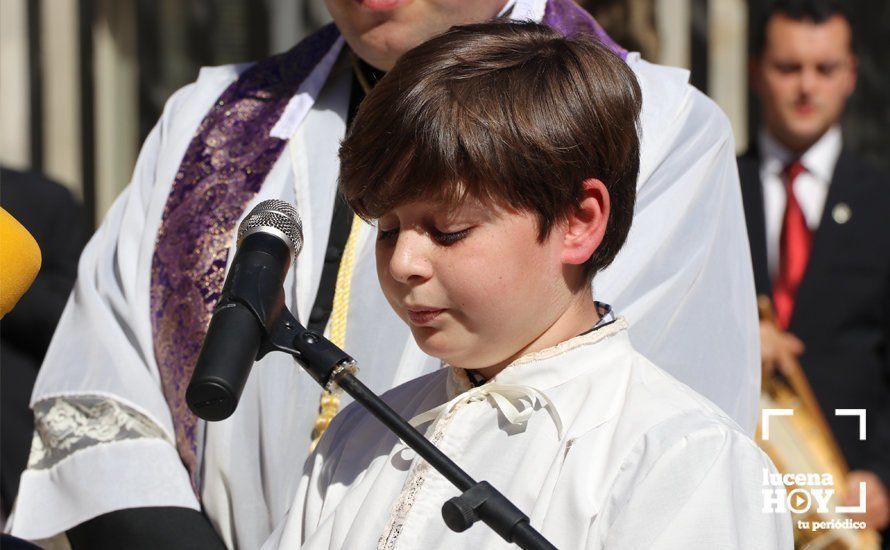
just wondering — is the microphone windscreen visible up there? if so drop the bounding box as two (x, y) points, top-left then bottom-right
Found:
(0, 207), (42, 317)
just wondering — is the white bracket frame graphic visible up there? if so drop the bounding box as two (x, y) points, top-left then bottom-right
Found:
(761, 409), (793, 441)
(761, 408), (867, 441)
(835, 409), (867, 440)
(836, 482), (867, 514)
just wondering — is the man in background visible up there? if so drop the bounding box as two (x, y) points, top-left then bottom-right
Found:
(739, 0), (890, 535)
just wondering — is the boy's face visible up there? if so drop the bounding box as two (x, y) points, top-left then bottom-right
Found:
(375, 198), (580, 372)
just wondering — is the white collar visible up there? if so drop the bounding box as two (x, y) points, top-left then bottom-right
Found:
(497, 0), (518, 17)
(758, 125), (842, 184)
(419, 318), (632, 439)
(269, 36), (346, 139)
(505, 0), (546, 21)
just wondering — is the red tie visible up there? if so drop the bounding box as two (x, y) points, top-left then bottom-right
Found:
(773, 159), (811, 329)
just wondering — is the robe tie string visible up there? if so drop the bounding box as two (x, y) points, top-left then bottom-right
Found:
(410, 382), (564, 439)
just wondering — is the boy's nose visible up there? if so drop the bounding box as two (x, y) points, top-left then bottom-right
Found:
(388, 232), (433, 284)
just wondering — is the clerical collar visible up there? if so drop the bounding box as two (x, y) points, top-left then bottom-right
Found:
(497, 0), (516, 18)
(350, 52), (386, 95)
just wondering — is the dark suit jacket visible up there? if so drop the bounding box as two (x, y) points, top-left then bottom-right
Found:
(0, 167), (87, 515)
(738, 149), (890, 488)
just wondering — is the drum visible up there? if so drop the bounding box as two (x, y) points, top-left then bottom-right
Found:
(756, 296), (881, 549)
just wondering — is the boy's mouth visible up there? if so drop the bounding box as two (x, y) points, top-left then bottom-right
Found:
(406, 307), (445, 325)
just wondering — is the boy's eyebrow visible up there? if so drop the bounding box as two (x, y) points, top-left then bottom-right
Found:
(377, 196), (497, 223)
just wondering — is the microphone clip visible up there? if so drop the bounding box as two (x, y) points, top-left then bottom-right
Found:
(259, 308), (357, 391)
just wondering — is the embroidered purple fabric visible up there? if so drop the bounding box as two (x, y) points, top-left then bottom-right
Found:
(149, 0), (626, 494)
(149, 24), (339, 489)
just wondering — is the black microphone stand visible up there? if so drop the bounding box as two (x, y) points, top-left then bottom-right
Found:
(258, 306), (557, 550)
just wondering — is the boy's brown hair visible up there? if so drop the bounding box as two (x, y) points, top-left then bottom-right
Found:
(339, 21), (642, 276)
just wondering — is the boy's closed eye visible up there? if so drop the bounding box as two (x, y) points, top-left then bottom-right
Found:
(431, 227), (471, 245)
(375, 223), (473, 246)
(376, 224), (399, 241)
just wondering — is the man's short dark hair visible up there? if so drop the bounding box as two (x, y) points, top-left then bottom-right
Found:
(752, 0), (854, 57)
(339, 21), (642, 277)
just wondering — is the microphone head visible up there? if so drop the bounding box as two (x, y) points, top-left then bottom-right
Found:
(0, 208), (42, 318)
(237, 199), (303, 261)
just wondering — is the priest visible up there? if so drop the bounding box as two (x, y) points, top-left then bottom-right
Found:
(10, 0), (760, 548)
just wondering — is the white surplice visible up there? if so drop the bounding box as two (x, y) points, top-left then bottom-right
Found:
(10, 5), (760, 548)
(264, 319), (792, 549)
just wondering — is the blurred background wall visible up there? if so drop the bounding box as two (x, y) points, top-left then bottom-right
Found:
(1, 0), (887, 232)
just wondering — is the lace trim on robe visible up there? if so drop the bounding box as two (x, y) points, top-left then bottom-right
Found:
(377, 398), (466, 550)
(28, 396), (171, 470)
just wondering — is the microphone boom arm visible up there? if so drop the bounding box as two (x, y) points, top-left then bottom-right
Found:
(260, 305), (557, 550)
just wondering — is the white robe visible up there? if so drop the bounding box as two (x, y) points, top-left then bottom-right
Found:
(264, 319), (791, 549)
(9, 11), (760, 549)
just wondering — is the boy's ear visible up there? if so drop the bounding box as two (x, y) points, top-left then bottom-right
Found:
(561, 178), (609, 267)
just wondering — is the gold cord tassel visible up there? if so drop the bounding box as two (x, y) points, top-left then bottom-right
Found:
(309, 213), (363, 452)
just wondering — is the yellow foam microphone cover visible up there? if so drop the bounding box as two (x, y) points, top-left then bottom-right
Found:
(0, 207), (42, 317)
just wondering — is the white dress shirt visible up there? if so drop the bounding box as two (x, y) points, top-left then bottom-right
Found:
(759, 126), (842, 278)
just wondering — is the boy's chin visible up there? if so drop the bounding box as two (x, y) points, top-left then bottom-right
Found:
(411, 329), (452, 360)
(411, 331), (504, 371)
(410, 327), (471, 366)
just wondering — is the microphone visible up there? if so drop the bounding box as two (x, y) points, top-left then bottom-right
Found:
(0, 207), (42, 318)
(186, 199), (303, 421)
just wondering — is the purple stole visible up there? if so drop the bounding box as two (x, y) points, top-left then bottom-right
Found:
(150, 0), (624, 493)
(150, 24), (339, 489)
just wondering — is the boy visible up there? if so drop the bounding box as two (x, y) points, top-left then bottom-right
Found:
(264, 22), (792, 549)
